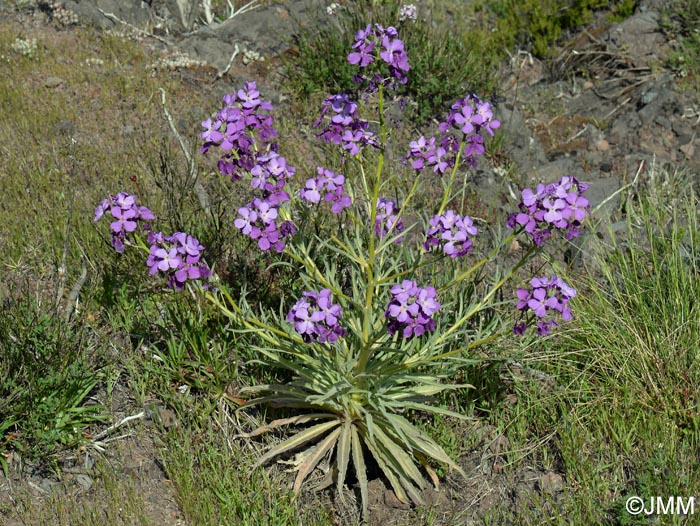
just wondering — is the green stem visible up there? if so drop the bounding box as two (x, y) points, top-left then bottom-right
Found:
(356, 85), (386, 376)
(437, 140), (465, 215)
(433, 243), (536, 346)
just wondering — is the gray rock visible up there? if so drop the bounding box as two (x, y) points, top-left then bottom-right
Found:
(497, 105), (547, 174)
(586, 176), (621, 217)
(44, 76), (65, 88)
(63, 0), (153, 30)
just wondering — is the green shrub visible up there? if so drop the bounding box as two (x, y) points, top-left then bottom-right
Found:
(476, 0), (636, 57)
(287, 1), (501, 123)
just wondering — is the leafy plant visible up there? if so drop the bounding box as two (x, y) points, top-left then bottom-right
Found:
(194, 25), (588, 520)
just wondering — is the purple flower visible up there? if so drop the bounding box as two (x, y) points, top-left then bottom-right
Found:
(348, 38), (375, 67)
(313, 94), (378, 156)
(95, 193), (156, 253)
(385, 281), (440, 338)
(234, 204), (258, 236)
(347, 24), (411, 91)
(514, 275), (576, 336)
(301, 167), (352, 214)
(300, 178), (322, 204)
(146, 232), (210, 289)
(375, 198), (404, 242)
(424, 211), (477, 258)
(287, 288), (346, 343)
(508, 177), (590, 246)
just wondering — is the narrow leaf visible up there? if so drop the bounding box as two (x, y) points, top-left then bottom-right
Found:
(293, 427), (340, 493)
(254, 419), (341, 469)
(234, 413), (337, 439)
(351, 425), (369, 521)
(335, 420), (352, 502)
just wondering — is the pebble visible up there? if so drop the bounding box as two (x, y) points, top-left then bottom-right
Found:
(44, 76), (65, 88)
(537, 472), (564, 494)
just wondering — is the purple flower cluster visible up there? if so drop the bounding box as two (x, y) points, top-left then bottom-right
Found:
(348, 23), (410, 90)
(406, 95), (500, 174)
(286, 288), (346, 343)
(439, 95), (501, 138)
(374, 198), (405, 242)
(200, 81), (277, 181)
(201, 82), (297, 253)
(235, 197), (296, 253)
(146, 231), (211, 290)
(300, 167), (352, 214)
(507, 176), (590, 246)
(313, 94), (378, 157)
(94, 192), (155, 253)
(424, 210), (477, 258)
(514, 275), (576, 336)
(385, 280), (441, 338)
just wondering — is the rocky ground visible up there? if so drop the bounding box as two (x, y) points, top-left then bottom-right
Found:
(1, 0), (698, 524)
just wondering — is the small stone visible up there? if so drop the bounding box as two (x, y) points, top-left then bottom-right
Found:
(583, 80), (594, 90)
(44, 76), (64, 88)
(640, 90), (657, 106)
(384, 489), (411, 510)
(595, 139), (610, 152)
(654, 115), (672, 130)
(600, 162), (612, 173)
(680, 142), (695, 159)
(75, 474), (94, 491)
(537, 472), (564, 494)
(672, 121), (694, 145)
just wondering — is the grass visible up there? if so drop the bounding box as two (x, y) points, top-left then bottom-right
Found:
(161, 422), (335, 526)
(2, 2), (698, 526)
(477, 178), (700, 524)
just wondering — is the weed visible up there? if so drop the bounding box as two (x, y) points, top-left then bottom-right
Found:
(0, 294), (106, 463)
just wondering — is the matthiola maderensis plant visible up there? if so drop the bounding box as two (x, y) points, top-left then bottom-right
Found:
(98, 23), (589, 521)
(196, 24), (588, 519)
(195, 23), (589, 519)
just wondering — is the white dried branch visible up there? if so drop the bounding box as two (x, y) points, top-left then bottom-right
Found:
(92, 411), (145, 442)
(159, 88), (211, 213)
